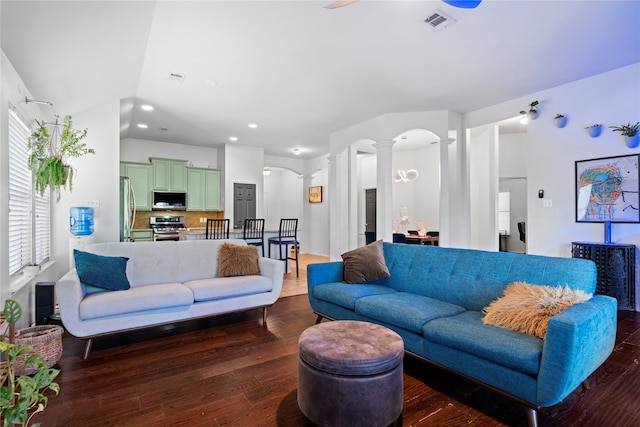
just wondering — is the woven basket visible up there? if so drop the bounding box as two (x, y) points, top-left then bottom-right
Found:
(11, 325), (64, 375)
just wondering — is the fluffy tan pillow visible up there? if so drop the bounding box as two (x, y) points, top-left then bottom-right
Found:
(482, 282), (592, 339)
(341, 240), (391, 284)
(218, 243), (260, 277)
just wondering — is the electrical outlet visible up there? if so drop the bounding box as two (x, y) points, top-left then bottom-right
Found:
(543, 199), (553, 208)
(84, 200), (99, 208)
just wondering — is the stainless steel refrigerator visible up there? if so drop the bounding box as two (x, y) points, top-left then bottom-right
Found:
(119, 176), (136, 242)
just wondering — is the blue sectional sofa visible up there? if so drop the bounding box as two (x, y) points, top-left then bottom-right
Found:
(307, 242), (617, 427)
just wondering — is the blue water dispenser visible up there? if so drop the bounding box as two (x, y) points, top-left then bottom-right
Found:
(70, 207), (94, 236)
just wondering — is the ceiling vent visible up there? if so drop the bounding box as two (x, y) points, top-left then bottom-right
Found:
(424, 9), (456, 31)
(168, 72), (186, 83)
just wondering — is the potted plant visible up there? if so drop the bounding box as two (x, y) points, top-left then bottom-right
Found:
(0, 300), (60, 426)
(520, 100), (540, 120)
(610, 122), (640, 148)
(554, 114), (567, 128)
(27, 115), (95, 201)
(585, 124), (603, 138)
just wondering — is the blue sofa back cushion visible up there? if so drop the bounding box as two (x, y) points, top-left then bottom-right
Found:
(382, 243), (597, 312)
(74, 249), (131, 291)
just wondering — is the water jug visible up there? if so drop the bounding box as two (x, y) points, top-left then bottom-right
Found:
(70, 207), (94, 236)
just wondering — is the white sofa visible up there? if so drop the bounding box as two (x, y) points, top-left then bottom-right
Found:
(56, 239), (285, 359)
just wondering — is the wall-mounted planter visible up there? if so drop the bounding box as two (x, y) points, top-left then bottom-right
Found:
(586, 125), (603, 138)
(625, 134), (640, 148)
(528, 111), (539, 120)
(554, 115), (567, 128)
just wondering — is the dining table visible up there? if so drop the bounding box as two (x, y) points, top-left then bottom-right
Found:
(405, 234), (439, 246)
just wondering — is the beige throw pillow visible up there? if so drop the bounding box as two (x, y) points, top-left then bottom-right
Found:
(341, 240), (391, 284)
(482, 282), (592, 339)
(218, 243), (260, 277)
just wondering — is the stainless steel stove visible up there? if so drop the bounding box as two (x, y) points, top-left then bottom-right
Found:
(150, 216), (186, 241)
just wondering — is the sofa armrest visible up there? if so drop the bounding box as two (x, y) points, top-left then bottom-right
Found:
(55, 270), (86, 337)
(307, 261), (344, 292)
(537, 295), (617, 406)
(258, 257), (285, 298)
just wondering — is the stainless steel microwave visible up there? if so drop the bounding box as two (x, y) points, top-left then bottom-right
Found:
(152, 191), (187, 211)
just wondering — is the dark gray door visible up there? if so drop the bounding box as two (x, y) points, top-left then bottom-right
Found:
(234, 183), (256, 229)
(365, 189), (376, 232)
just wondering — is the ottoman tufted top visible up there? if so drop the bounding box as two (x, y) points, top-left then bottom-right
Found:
(298, 320), (404, 376)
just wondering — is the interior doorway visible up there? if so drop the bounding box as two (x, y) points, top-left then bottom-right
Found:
(234, 183), (256, 229)
(365, 188), (377, 235)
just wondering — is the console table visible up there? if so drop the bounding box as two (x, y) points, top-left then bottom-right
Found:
(572, 242), (636, 311)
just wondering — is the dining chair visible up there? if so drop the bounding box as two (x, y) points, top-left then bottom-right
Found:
(364, 231), (376, 245)
(243, 218), (265, 256)
(205, 218), (230, 240)
(392, 233), (406, 244)
(268, 218), (299, 277)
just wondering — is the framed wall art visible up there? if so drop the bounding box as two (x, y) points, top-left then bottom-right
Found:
(575, 154), (639, 223)
(308, 186), (323, 203)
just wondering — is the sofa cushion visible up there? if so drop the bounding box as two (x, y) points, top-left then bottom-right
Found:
(79, 282), (193, 320)
(74, 249), (130, 291)
(482, 282), (592, 338)
(341, 240), (390, 284)
(313, 283), (397, 311)
(218, 243), (260, 277)
(184, 276), (273, 301)
(423, 311), (543, 375)
(355, 292), (466, 334)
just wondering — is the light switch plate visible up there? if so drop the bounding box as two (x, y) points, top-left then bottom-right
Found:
(84, 200), (99, 208)
(543, 199), (552, 208)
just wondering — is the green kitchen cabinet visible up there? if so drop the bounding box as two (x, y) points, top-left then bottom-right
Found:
(187, 168), (221, 211)
(121, 162), (153, 211)
(151, 158), (187, 191)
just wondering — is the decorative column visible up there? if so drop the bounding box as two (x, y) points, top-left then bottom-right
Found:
(372, 141), (395, 243)
(328, 152), (348, 260)
(301, 174), (313, 254)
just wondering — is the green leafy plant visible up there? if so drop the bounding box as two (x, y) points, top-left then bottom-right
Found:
(0, 300), (59, 427)
(519, 100), (539, 115)
(585, 124), (602, 129)
(27, 115), (95, 201)
(609, 122), (639, 137)
(554, 114), (564, 119)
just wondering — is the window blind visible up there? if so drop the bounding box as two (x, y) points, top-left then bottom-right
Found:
(8, 109), (32, 274)
(8, 108), (51, 274)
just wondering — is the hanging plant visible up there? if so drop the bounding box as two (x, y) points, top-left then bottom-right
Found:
(519, 100), (539, 120)
(585, 124), (603, 138)
(610, 122), (640, 148)
(28, 115), (95, 201)
(554, 114), (567, 128)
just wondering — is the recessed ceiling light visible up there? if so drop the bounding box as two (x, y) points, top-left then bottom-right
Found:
(137, 124), (148, 129)
(292, 148), (301, 155)
(229, 136), (238, 141)
(248, 123), (258, 129)
(141, 105), (154, 111)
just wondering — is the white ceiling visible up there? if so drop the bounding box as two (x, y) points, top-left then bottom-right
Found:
(2, 1), (639, 159)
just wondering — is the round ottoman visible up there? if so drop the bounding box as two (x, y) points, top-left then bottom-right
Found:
(297, 320), (404, 427)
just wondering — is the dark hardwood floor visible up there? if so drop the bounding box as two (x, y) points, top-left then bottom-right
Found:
(35, 296), (639, 427)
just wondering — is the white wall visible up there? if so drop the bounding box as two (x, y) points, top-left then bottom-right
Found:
(222, 144), (265, 227)
(263, 169), (302, 230)
(51, 100), (121, 275)
(392, 146), (440, 233)
(120, 137), (219, 168)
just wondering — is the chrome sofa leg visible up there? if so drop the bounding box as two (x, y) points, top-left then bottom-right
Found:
(83, 338), (93, 360)
(262, 306), (268, 326)
(525, 407), (538, 427)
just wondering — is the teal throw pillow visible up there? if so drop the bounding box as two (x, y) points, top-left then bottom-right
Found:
(73, 249), (131, 291)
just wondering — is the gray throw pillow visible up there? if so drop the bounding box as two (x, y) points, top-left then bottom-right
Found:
(341, 240), (390, 284)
